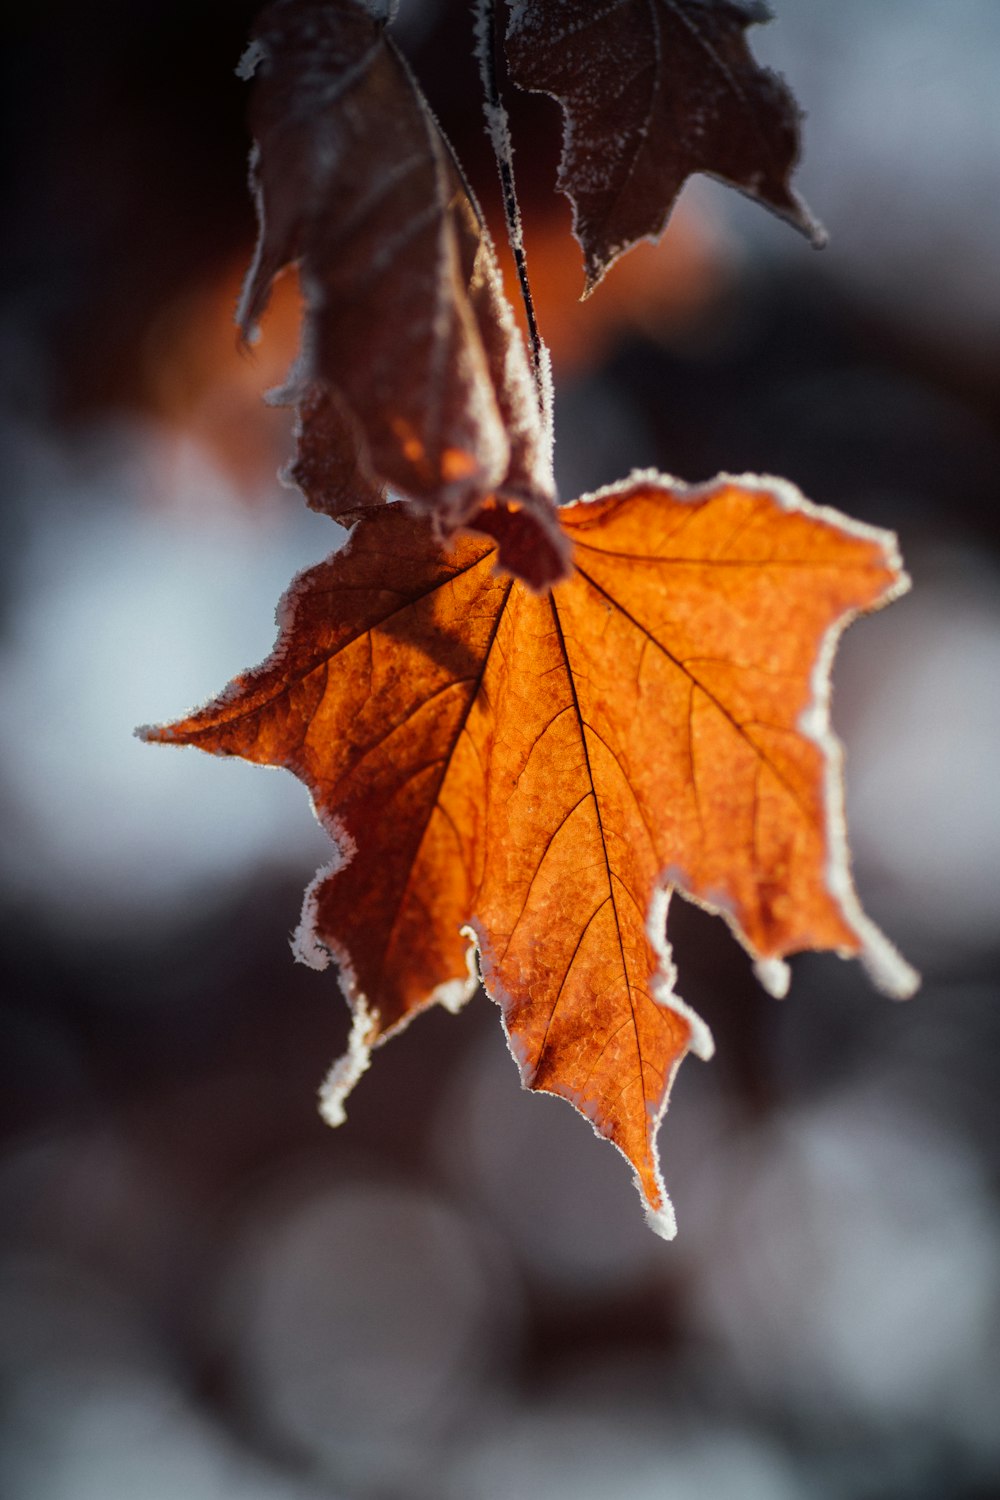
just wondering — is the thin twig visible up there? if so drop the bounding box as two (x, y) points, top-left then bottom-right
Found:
(472, 0), (545, 405)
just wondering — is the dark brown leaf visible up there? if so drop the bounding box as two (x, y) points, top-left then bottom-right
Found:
(505, 0), (824, 293)
(239, 0), (567, 582)
(286, 383), (386, 520)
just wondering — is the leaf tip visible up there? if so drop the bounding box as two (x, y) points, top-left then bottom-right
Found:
(808, 219), (830, 251)
(796, 199), (829, 250)
(856, 923), (921, 1002)
(134, 718), (181, 746)
(318, 998), (380, 1127)
(645, 887), (715, 1063)
(748, 185), (828, 251)
(644, 1197), (678, 1242)
(660, 981), (716, 1065)
(753, 956), (791, 1000)
(579, 263), (604, 301)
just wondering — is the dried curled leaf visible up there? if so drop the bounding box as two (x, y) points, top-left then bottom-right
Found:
(241, 0), (567, 583)
(287, 384), (387, 521)
(505, 0), (824, 293)
(143, 475), (915, 1234)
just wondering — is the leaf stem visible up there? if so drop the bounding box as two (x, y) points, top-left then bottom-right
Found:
(472, 0), (545, 406)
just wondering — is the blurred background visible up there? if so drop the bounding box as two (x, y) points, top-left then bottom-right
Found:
(2, 1), (999, 1496)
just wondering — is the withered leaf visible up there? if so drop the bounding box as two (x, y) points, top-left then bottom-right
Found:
(285, 387), (569, 589)
(143, 475), (915, 1234)
(287, 383), (386, 521)
(504, 0), (825, 294)
(241, 0), (567, 582)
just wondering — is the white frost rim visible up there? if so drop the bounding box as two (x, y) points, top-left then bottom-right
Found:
(309, 917), (481, 1129)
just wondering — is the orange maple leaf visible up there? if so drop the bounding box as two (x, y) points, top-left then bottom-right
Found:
(142, 473), (916, 1235)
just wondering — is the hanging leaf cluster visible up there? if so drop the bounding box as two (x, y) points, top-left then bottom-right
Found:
(143, 0), (916, 1236)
